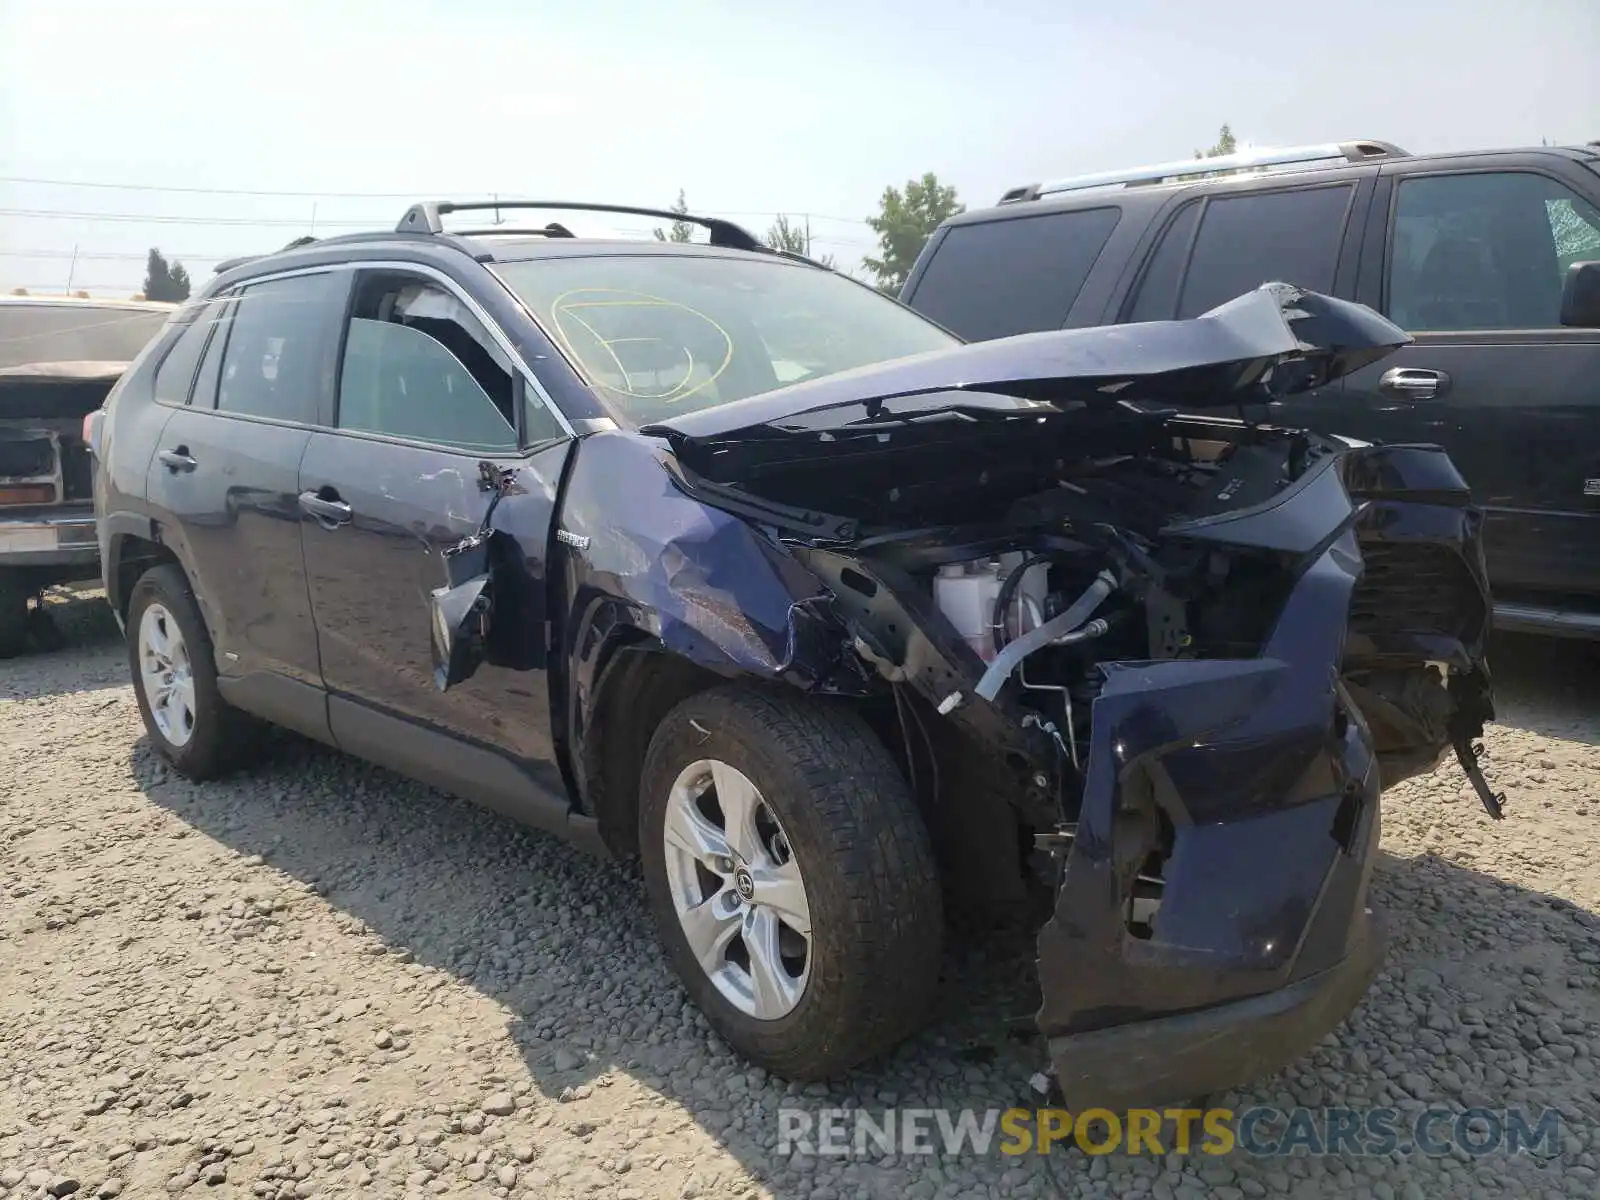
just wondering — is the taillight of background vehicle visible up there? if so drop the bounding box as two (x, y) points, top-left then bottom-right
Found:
(83, 409), (105, 458)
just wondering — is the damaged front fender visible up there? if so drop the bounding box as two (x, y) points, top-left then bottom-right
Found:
(552, 432), (873, 828)
(556, 431), (868, 696)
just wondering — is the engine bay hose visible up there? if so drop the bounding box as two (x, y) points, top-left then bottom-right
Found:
(991, 553), (1054, 654)
(974, 570), (1116, 702)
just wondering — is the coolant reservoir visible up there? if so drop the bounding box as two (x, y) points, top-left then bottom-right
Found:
(934, 563), (1003, 662)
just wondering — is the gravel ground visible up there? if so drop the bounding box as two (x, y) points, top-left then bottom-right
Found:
(2, 589), (1598, 1200)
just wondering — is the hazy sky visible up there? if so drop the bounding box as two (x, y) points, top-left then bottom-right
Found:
(2, 0), (1596, 294)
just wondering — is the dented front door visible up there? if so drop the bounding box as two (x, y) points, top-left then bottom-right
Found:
(297, 431), (569, 766)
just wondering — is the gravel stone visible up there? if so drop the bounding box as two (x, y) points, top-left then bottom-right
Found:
(3, 597), (1598, 1199)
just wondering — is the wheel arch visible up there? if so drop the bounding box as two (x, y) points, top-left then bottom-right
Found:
(106, 524), (183, 624)
(576, 636), (731, 858)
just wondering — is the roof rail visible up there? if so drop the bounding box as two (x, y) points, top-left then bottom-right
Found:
(1000, 140), (1409, 203)
(213, 234), (321, 275)
(396, 200), (766, 252)
(447, 222), (577, 239)
(211, 228), (502, 275)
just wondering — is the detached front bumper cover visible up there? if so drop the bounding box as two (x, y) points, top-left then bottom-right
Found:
(1050, 909), (1386, 1111)
(1035, 523), (1390, 1109)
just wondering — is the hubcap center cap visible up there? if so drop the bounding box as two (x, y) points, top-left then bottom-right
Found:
(733, 866), (755, 902)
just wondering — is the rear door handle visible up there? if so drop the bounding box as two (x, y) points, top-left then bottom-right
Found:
(299, 489), (352, 526)
(158, 447), (197, 472)
(1379, 367), (1451, 401)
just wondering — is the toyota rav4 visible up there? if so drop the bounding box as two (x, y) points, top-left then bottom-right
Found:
(92, 200), (1499, 1107)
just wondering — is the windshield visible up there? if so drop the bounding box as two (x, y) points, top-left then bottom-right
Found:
(0, 304), (171, 371)
(492, 254), (957, 425)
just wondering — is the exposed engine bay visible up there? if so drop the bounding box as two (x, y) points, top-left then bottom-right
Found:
(740, 411), (1483, 815)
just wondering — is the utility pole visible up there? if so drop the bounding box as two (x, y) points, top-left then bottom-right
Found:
(65, 244), (79, 294)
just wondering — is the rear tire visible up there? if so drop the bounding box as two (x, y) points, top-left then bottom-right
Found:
(126, 564), (258, 780)
(639, 684), (943, 1080)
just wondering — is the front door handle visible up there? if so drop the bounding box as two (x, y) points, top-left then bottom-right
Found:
(1379, 367), (1451, 401)
(299, 489), (352, 526)
(158, 447), (198, 472)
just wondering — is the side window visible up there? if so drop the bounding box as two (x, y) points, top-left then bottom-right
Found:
(907, 207), (1121, 340)
(216, 273), (344, 423)
(151, 304), (215, 405)
(1126, 202), (1201, 323)
(337, 273), (522, 452)
(1175, 186), (1353, 318)
(1388, 172), (1600, 331)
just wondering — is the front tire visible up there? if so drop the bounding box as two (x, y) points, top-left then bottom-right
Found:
(639, 685), (943, 1080)
(126, 564), (257, 780)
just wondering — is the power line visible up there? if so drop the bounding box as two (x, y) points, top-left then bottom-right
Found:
(1, 207), (876, 235)
(1, 176), (431, 199)
(1, 207), (376, 228)
(0, 177), (872, 224)
(1, 248), (233, 262)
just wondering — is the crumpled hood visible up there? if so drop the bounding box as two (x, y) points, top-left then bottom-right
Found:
(643, 283), (1409, 446)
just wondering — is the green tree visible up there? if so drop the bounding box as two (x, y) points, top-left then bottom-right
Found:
(142, 248), (191, 302)
(764, 214), (837, 268)
(863, 173), (963, 293)
(1196, 124), (1238, 160)
(653, 189), (695, 243)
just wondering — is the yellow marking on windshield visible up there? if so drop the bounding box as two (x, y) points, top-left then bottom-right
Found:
(548, 287), (732, 406)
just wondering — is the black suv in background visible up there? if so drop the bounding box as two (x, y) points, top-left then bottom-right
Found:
(903, 139), (1600, 637)
(93, 199), (1497, 1106)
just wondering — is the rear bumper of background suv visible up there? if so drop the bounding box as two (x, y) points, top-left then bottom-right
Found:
(0, 504), (100, 575)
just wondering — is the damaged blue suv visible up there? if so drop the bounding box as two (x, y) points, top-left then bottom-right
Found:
(91, 200), (1499, 1107)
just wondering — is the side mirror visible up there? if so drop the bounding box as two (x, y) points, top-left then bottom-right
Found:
(1559, 261), (1600, 329)
(429, 534), (493, 691)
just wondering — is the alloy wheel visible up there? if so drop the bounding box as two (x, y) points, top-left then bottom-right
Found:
(661, 758), (812, 1020)
(138, 602), (197, 748)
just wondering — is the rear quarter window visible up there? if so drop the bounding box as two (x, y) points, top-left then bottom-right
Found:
(907, 207), (1120, 341)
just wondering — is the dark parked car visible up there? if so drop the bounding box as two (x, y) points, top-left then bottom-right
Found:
(1, 295), (172, 655)
(901, 138), (1600, 637)
(94, 200), (1499, 1106)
